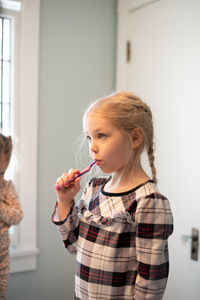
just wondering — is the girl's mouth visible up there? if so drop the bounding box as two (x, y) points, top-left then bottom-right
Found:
(95, 160), (101, 166)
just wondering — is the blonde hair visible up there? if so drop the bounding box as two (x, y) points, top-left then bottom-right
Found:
(84, 91), (157, 183)
(0, 133), (13, 162)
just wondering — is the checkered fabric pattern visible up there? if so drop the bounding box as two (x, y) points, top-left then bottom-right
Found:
(52, 178), (173, 300)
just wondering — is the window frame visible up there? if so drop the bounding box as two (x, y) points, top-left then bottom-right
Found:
(0, 15), (12, 134)
(1, 0), (40, 273)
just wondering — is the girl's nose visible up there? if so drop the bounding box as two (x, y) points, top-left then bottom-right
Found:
(89, 140), (98, 153)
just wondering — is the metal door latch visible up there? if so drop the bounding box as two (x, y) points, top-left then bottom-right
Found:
(181, 228), (199, 261)
(191, 228), (199, 261)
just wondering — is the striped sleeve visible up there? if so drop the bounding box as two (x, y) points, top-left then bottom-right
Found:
(134, 193), (173, 299)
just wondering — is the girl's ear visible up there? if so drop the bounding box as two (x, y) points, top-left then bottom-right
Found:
(130, 128), (144, 149)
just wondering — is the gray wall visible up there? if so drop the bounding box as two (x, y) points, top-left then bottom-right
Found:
(7, 1), (116, 299)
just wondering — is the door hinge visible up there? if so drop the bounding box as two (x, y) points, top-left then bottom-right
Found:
(126, 40), (131, 63)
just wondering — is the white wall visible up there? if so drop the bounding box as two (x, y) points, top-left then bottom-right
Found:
(7, 1), (117, 299)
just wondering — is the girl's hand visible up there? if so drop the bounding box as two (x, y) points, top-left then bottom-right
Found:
(55, 168), (81, 204)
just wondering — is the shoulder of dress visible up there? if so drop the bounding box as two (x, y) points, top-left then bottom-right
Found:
(144, 192), (168, 201)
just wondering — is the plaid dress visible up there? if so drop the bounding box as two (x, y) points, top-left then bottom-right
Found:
(52, 178), (173, 300)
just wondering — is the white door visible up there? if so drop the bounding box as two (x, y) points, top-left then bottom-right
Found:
(117, 0), (200, 299)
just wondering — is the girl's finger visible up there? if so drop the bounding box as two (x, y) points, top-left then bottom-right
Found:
(73, 169), (81, 182)
(57, 176), (65, 189)
(55, 168), (81, 191)
(68, 168), (81, 183)
(62, 173), (69, 187)
(74, 169), (81, 175)
(68, 168), (76, 182)
(74, 177), (81, 189)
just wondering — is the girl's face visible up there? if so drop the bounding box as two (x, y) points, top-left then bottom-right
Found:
(0, 154), (9, 187)
(83, 112), (133, 175)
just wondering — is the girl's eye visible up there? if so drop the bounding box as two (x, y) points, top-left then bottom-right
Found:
(85, 135), (91, 142)
(98, 133), (106, 139)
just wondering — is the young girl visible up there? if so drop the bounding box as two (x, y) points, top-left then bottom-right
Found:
(52, 91), (173, 300)
(0, 134), (23, 300)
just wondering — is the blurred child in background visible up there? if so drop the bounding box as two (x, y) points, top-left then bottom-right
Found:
(0, 133), (23, 300)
